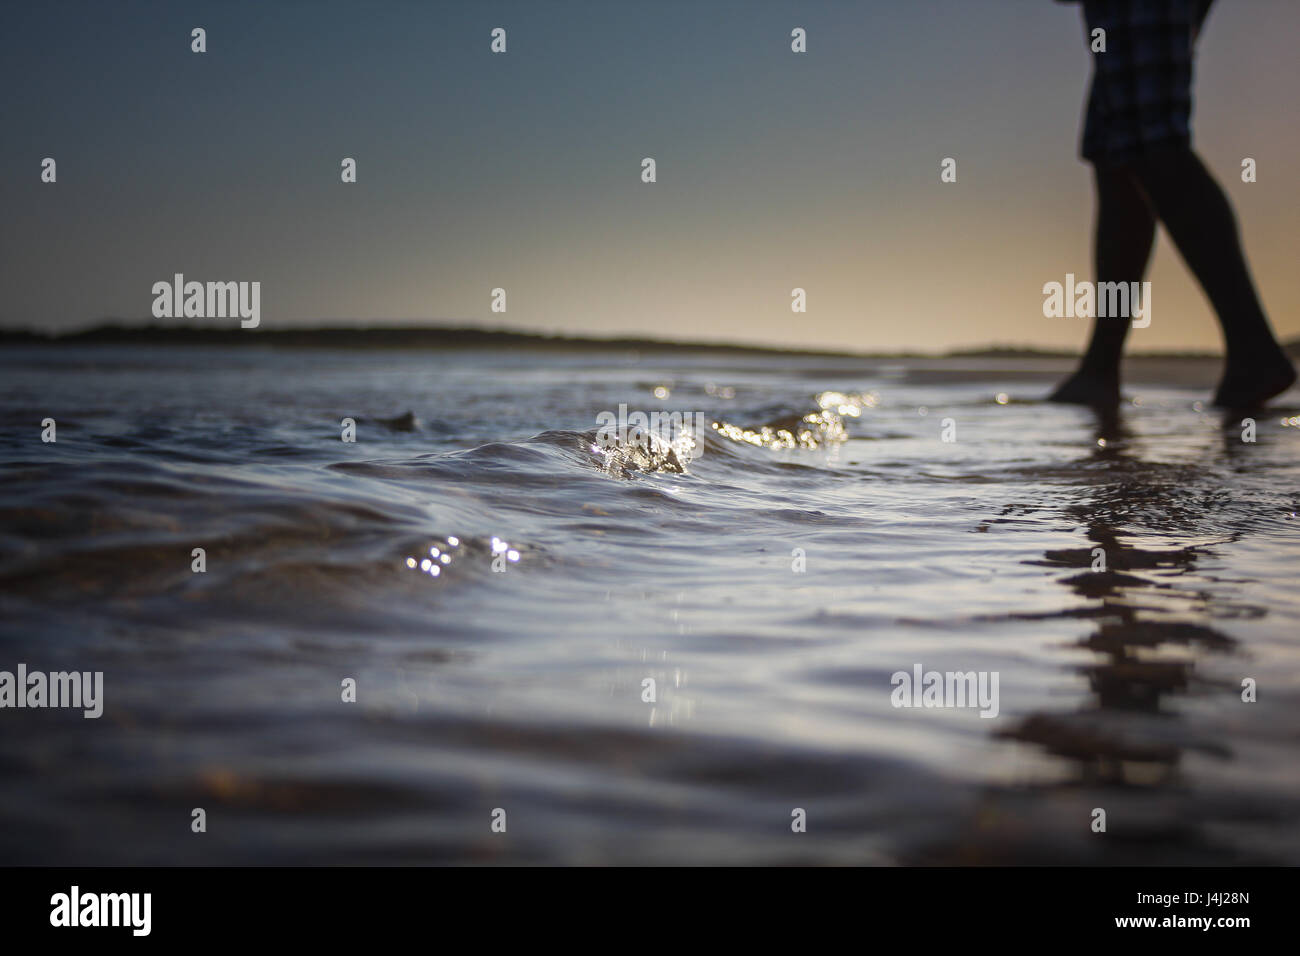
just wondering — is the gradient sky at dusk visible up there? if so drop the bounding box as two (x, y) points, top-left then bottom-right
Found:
(3, 0), (1298, 352)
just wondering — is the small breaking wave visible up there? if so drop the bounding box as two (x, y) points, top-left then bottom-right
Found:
(576, 390), (873, 476)
(708, 390), (874, 451)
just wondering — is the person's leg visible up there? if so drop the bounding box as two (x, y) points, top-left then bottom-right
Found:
(1128, 147), (1296, 407)
(1049, 165), (1157, 406)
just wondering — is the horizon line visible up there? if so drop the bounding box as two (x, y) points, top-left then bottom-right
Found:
(2, 319), (1289, 362)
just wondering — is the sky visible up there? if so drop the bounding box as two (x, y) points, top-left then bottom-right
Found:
(3, 0), (1298, 353)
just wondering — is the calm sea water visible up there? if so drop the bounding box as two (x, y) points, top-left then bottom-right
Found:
(1, 344), (1298, 865)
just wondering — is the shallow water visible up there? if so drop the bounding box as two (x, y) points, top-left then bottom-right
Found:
(1, 344), (1298, 865)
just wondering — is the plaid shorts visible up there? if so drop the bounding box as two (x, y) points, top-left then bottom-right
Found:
(1080, 0), (1214, 165)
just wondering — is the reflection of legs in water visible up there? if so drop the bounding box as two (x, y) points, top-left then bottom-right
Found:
(1049, 166), (1156, 407)
(1129, 147), (1296, 408)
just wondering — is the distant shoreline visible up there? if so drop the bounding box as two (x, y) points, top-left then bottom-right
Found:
(2, 322), (1281, 361)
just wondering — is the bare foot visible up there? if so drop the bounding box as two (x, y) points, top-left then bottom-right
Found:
(1048, 370), (1121, 408)
(1212, 349), (1297, 409)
